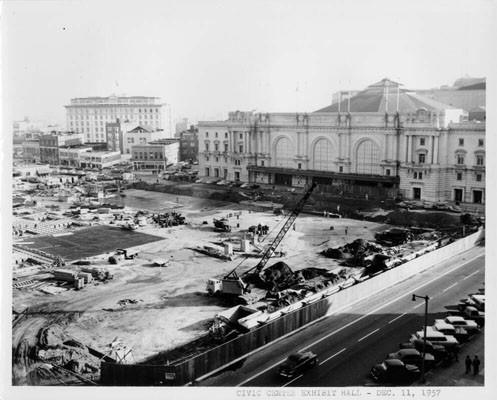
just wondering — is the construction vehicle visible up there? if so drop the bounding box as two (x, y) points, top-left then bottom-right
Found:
(206, 182), (317, 300)
(213, 218), (231, 232)
(115, 249), (139, 259)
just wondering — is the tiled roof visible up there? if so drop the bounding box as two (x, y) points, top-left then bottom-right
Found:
(315, 79), (456, 113)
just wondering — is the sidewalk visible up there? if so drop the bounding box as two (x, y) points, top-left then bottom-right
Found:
(423, 330), (484, 386)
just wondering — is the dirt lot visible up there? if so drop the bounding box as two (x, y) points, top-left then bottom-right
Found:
(12, 189), (388, 370)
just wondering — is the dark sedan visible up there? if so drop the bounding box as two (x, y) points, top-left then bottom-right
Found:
(400, 339), (448, 362)
(387, 348), (435, 370)
(278, 351), (318, 378)
(370, 359), (420, 384)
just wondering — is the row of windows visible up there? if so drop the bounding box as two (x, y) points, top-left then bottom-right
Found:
(416, 152), (484, 166)
(68, 107), (161, 114)
(133, 152), (164, 160)
(205, 143), (233, 152)
(70, 114), (160, 120)
(205, 131), (230, 138)
(204, 155), (242, 165)
(417, 138), (484, 147)
(456, 172), (483, 181)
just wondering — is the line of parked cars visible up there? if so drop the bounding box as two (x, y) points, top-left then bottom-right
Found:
(370, 288), (484, 384)
(397, 200), (462, 213)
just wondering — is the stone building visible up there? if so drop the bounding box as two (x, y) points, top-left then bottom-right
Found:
(198, 79), (485, 208)
(131, 139), (179, 173)
(65, 96), (170, 143)
(39, 132), (83, 165)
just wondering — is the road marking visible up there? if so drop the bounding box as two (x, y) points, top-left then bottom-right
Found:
(235, 252), (483, 387)
(388, 312), (407, 324)
(442, 283), (458, 292)
(413, 302), (424, 309)
(282, 374), (303, 387)
(462, 269), (480, 280)
(319, 348), (347, 366)
(358, 328), (380, 342)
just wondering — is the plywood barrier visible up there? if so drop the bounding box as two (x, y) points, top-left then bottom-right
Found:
(100, 228), (484, 386)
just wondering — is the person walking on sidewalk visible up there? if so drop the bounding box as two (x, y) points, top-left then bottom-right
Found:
(465, 356), (472, 373)
(472, 355), (481, 375)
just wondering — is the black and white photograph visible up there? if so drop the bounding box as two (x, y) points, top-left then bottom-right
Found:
(1, 0), (495, 399)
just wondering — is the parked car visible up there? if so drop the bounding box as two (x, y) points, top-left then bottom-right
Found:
(442, 316), (480, 335)
(458, 306), (485, 327)
(400, 339), (448, 362)
(370, 359), (420, 383)
(387, 348), (435, 370)
(410, 329), (459, 352)
(458, 294), (485, 312)
(432, 321), (469, 343)
(447, 204), (462, 213)
(278, 351), (318, 378)
(434, 201), (449, 210)
(422, 201), (434, 209)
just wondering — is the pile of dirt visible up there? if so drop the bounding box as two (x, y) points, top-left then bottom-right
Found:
(261, 261), (294, 290)
(321, 239), (382, 265)
(34, 324), (99, 375)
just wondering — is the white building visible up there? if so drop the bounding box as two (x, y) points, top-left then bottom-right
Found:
(65, 95), (171, 143)
(198, 79), (485, 209)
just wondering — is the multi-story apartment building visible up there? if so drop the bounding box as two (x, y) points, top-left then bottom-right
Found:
(198, 79), (485, 208)
(179, 125), (198, 162)
(131, 139), (179, 173)
(39, 132), (83, 165)
(65, 96), (170, 143)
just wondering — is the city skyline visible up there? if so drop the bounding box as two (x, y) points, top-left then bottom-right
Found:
(2, 0), (494, 127)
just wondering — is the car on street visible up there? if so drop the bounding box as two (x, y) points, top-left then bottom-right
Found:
(410, 329), (459, 352)
(370, 359), (421, 383)
(387, 348), (435, 370)
(278, 351), (318, 378)
(431, 321), (469, 343)
(400, 339), (448, 362)
(458, 294), (485, 312)
(442, 316), (480, 335)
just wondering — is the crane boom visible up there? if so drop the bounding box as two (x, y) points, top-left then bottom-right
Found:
(242, 181), (317, 276)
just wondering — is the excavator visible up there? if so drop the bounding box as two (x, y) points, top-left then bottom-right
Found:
(206, 182), (317, 303)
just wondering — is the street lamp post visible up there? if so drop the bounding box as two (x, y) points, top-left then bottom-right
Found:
(412, 294), (430, 383)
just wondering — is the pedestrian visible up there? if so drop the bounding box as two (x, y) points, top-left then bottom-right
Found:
(345, 227), (348, 235)
(472, 355), (480, 375)
(465, 356), (472, 373)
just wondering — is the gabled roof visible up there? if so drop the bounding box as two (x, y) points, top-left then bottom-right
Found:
(128, 124), (154, 133)
(315, 78), (455, 113)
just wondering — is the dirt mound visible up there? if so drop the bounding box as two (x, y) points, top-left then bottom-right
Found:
(261, 261), (294, 289)
(38, 324), (67, 347)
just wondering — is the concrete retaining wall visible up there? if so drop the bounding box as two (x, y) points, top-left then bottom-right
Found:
(100, 228), (484, 386)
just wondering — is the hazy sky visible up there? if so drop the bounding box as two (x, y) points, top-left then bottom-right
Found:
(1, 0), (495, 126)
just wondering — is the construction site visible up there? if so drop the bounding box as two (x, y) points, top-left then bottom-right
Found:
(11, 170), (484, 386)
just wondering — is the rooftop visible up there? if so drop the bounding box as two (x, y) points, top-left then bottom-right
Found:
(315, 78), (456, 113)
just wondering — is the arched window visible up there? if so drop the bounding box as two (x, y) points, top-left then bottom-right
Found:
(356, 140), (381, 174)
(274, 137), (293, 168)
(313, 139), (333, 170)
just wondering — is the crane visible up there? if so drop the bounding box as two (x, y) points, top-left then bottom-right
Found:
(206, 181), (317, 299)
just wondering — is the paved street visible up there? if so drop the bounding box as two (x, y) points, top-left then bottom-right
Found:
(199, 246), (485, 387)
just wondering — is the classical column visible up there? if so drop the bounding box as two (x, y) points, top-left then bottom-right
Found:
(346, 132), (351, 161)
(434, 135), (439, 164)
(407, 135), (413, 163)
(383, 134), (388, 161)
(429, 135), (434, 164)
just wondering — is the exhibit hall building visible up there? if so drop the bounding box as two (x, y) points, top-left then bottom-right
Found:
(198, 79), (485, 208)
